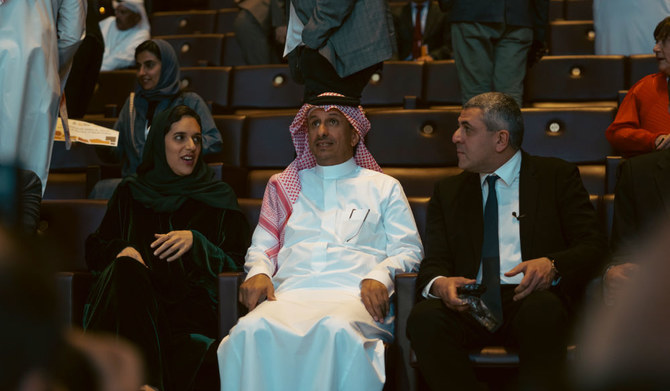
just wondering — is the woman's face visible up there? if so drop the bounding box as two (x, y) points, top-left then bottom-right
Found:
(136, 50), (162, 90)
(164, 116), (202, 176)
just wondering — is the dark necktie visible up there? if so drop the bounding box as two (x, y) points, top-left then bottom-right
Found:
(481, 175), (503, 329)
(412, 3), (424, 59)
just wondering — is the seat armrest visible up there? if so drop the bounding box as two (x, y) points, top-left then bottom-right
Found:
(395, 272), (418, 390)
(218, 272), (247, 339)
(56, 271), (93, 328)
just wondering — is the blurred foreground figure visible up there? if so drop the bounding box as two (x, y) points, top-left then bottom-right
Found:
(574, 223), (670, 391)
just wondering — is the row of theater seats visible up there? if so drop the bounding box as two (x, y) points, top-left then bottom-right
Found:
(152, 0), (596, 55)
(84, 54), (657, 117)
(41, 189), (617, 390)
(139, 20), (600, 70)
(47, 107), (619, 201)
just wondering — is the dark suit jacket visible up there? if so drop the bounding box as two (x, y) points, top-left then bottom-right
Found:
(291, 0), (395, 77)
(611, 149), (670, 257)
(417, 152), (607, 306)
(393, 2), (451, 61)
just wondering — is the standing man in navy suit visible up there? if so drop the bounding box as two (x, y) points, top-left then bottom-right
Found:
(408, 92), (606, 390)
(393, 0), (452, 62)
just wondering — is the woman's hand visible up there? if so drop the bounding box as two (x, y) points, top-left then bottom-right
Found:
(151, 230), (194, 262)
(116, 247), (146, 267)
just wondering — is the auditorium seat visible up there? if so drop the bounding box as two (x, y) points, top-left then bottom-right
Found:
(222, 33), (245, 66)
(549, 0), (564, 21)
(209, 115), (247, 196)
(383, 167), (460, 198)
(525, 55), (625, 107)
(564, 0), (593, 20)
(366, 109), (460, 166)
(421, 60), (462, 107)
(230, 65), (303, 111)
(40, 199), (107, 325)
(215, 8), (238, 34)
(155, 34), (225, 66)
(627, 54), (657, 87)
(180, 66), (232, 113)
(243, 112), (295, 197)
(43, 172), (89, 200)
(549, 21), (595, 55)
(87, 70), (136, 115)
(208, 0), (236, 8)
(150, 10), (217, 35)
(605, 155), (623, 194)
(521, 107), (616, 194)
(360, 61), (423, 107)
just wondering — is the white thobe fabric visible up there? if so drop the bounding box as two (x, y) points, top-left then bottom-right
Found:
(99, 14), (150, 71)
(218, 158), (423, 391)
(594, 0), (670, 55)
(0, 0), (86, 193)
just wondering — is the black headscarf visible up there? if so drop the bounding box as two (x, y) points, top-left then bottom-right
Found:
(121, 106), (239, 213)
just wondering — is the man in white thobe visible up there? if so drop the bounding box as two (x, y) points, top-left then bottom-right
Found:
(99, 0), (150, 71)
(0, 0), (86, 193)
(217, 92), (424, 391)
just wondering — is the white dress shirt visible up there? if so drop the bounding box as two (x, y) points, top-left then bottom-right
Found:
(423, 150), (524, 298)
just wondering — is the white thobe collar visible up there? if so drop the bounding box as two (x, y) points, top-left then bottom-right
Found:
(314, 158), (358, 179)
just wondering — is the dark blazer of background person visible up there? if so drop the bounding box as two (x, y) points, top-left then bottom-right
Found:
(393, 1), (452, 60)
(611, 149), (670, 255)
(417, 151), (607, 308)
(290, 0), (395, 78)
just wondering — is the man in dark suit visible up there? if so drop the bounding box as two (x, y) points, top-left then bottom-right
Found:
(604, 149), (670, 304)
(285, 0), (395, 100)
(438, 0), (549, 105)
(392, 0), (451, 61)
(407, 92), (606, 390)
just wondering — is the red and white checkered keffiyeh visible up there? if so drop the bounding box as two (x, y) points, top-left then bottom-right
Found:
(257, 92), (382, 273)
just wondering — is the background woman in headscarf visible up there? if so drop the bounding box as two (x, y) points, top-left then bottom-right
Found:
(84, 105), (249, 391)
(91, 38), (222, 199)
(99, 0), (150, 71)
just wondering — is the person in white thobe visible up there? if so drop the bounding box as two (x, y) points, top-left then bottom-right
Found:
(217, 92), (424, 391)
(0, 0), (86, 193)
(99, 0), (150, 71)
(594, 0), (670, 55)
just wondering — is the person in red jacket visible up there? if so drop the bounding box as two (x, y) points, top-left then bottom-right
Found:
(606, 16), (670, 157)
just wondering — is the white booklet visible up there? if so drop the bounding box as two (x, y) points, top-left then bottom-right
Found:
(55, 118), (119, 147)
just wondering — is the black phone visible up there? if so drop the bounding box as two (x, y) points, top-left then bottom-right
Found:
(457, 283), (486, 296)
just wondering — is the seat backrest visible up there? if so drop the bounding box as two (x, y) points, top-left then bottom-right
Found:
(422, 60), (461, 106)
(564, 0), (593, 20)
(210, 115), (246, 166)
(549, 21), (595, 55)
(521, 107), (616, 164)
(525, 55), (625, 103)
(361, 61), (423, 107)
(208, 0), (235, 8)
(244, 112), (295, 167)
(222, 33), (245, 66)
(230, 65), (303, 109)
(38, 200), (108, 271)
(156, 34), (225, 66)
(408, 197), (430, 242)
(88, 70), (136, 115)
(549, 0), (564, 21)
(628, 54), (657, 88)
(383, 167), (461, 198)
(238, 198), (262, 230)
(215, 8), (238, 34)
(247, 169), (282, 199)
(180, 66), (232, 113)
(366, 109), (459, 166)
(150, 10), (217, 35)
